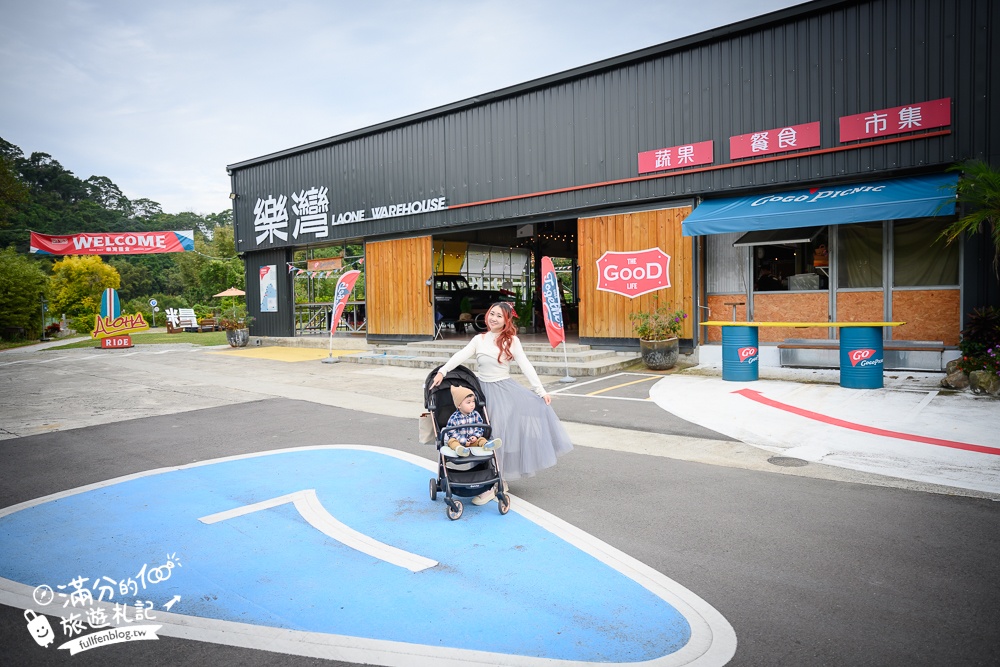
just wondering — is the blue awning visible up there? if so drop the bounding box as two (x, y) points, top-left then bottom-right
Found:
(682, 173), (958, 237)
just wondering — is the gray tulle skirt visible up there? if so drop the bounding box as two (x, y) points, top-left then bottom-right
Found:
(480, 378), (573, 480)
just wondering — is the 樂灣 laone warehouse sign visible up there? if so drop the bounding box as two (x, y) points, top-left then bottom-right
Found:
(30, 231), (195, 255)
(251, 185), (447, 246)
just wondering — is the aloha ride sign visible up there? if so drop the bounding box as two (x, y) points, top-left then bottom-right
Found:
(92, 288), (149, 348)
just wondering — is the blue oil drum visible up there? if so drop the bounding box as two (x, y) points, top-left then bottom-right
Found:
(721, 326), (759, 381)
(839, 327), (884, 389)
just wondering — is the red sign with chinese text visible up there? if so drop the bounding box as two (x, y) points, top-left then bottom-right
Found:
(637, 140), (713, 174)
(839, 98), (950, 142)
(595, 248), (671, 298)
(730, 122), (820, 159)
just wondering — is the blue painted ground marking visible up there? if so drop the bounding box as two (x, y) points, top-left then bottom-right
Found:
(0, 446), (736, 665)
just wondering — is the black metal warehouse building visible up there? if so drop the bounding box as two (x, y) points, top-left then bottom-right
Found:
(227, 0), (998, 354)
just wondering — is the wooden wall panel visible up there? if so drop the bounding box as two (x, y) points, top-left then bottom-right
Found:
(578, 207), (694, 339)
(753, 292), (830, 342)
(367, 236), (434, 335)
(892, 289), (960, 345)
(704, 294), (748, 342)
(836, 291), (884, 325)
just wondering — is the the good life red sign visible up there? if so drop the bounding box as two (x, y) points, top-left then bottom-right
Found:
(595, 248), (671, 298)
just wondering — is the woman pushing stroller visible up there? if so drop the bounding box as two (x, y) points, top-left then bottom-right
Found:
(429, 302), (573, 504)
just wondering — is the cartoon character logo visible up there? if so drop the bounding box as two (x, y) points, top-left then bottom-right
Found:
(24, 609), (54, 647)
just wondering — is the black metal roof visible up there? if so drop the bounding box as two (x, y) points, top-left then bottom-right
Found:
(226, 0), (839, 172)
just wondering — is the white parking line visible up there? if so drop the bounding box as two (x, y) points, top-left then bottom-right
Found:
(32, 356), (69, 364)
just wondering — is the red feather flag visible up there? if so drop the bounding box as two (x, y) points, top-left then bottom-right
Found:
(330, 270), (361, 334)
(540, 257), (565, 349)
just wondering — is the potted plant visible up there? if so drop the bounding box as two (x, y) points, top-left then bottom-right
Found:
(629, 300), (687, 370)
(220, 315), (254, 347)
(513, 297), (533, 333)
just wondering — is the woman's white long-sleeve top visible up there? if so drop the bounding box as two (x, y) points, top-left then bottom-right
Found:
(438, 332), (547, 397)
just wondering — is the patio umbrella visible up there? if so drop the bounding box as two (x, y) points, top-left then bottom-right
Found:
(213, 287), (246, 318)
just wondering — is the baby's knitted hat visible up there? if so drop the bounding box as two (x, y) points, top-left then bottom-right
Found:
(450, 385), (475, 408)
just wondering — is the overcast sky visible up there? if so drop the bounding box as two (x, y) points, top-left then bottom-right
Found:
(1, 0), (805, 216)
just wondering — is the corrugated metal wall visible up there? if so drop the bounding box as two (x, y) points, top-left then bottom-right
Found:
(706, 233), (749, 295)
(243, 246), (293, 337)
(231, 0), (995, 257)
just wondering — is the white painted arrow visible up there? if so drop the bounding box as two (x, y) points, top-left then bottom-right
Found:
(163, 594), (181, 610)
(198, 489), (437, 573)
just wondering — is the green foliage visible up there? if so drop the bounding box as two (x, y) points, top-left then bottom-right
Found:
(45, 330), (228, 349)
(0, 147), (29, 229)
(941, 161), (1000, 272)
(108, 258), (155, 301)
(513, 296), (533, 325)
(0, 137), (238, 306)
(69, 313), (97, 335)
(48, 255), (120, 325)
(291, 244), (366, 304)
(629, 299), (688, 341)
(0, 246), (48, 339)
(958, 307), (1000, 376)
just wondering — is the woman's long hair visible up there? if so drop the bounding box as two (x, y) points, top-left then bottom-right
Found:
(488, 302), (518, 362)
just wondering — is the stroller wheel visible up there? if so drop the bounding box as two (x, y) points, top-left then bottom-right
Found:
(498, 493), (510, 515)
(429, 478), (438, 501)
(447, 500), (464, 521)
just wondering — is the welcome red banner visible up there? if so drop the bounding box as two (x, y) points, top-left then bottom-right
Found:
(30, 231), (195, 255)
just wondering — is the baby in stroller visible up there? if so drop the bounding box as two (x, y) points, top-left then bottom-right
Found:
(425, 365), (510, 520)
(445, 385), (503, 456)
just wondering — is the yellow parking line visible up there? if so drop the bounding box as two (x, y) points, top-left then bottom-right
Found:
(586, 375), (661, 396)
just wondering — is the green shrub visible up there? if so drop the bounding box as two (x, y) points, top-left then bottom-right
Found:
(958, 307), (1000, 376)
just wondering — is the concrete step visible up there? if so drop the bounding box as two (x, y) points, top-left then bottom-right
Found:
(396, 345), (622, 363)
(251, 334), (642, 377)
(414, 339), (595, 353)
(338, 349), (642, 377)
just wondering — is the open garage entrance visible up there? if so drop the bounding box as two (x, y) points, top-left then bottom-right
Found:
(430, 220), (579, 339)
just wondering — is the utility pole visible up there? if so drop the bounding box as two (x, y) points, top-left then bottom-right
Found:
(40, 296), (49, 341)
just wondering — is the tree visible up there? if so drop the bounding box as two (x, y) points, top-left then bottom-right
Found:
(108, 258), (155, 301)
(0, 151), (29, 229)
(0, 246), (48, 339)
(130, 198), (163, 223)
(942, 161), (1000, 272)
(48, 255), (120, 333)
(84, 176), (132, 216)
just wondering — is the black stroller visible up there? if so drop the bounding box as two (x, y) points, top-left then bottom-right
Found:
(424, 364), (510, 520)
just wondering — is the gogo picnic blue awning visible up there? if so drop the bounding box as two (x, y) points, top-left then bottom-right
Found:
(682, 172), (958, 237)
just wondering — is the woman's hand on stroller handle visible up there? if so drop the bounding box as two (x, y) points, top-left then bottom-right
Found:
(430, 371), (444, 388)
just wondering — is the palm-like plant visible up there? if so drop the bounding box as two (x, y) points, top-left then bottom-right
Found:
(940, 161), (1000, 272)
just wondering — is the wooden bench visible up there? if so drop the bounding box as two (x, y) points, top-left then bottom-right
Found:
(777, 338), (950, 372)
(166, 308), (199, 333)
(199, 317), (220, 332)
